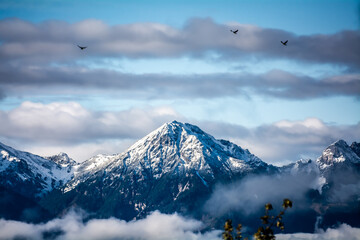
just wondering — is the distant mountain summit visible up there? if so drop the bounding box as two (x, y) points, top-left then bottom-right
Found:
(317, 139), (360, 169)
(46, 152), (77, 168)
(316, 139), (360, 187)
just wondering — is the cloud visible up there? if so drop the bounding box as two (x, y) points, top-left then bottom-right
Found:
(0, 209), (359, 240)
(1, 18), (359, 101)
(1, 64), (359, 100)
(0, 88), (6, 100)
(0, 102), (185, 161)
(0, 18), (359, 101)
(204, 170), (321, 216)
(0, 210), (221, 240)
(0, 101), (181, 143)
(0, 18), (359, 67)
(277, 223), (360, 240)
(0, 102), (358, 164)
(198, 118), (360, 165)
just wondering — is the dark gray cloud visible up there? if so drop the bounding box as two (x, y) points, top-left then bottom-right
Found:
(0, 88), (6, 100)
(1, 18), (359, 101)
(1, 64), (359, 100)
(0, 18), (359, 67)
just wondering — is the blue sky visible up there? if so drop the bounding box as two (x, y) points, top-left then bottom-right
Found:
(1, 0), (359, 34)
(0, 0), (359, 164)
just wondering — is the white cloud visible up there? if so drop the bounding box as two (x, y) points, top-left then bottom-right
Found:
(274, 118), (326, 130)
(23, 140), (135, 163)
(0, 102), (183, 161)
(277, 224), (360, 240)
(0, 210), (359, 240)
(1, 102), (359, 164)
(204, 172), (320, 216)
(0, 211), (221, 240)
(0, 101), (181, 142)
(199, 118), (360, 165)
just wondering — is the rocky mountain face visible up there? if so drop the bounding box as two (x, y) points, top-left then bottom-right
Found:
(0, 142), (73, 199)
(0, 121), (359, 230)
(317, 139), (360, 171)
(350, 142), (360, 157)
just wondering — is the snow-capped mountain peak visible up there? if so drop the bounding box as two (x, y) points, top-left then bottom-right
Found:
(316, 139), (360, 170)
(124, 120), (267, 177)
(46, 152), (77, 167)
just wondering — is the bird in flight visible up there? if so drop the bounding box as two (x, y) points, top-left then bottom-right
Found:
(281, 40), (288, 46)
(77, 45), (87, 50)
(230, 29), (238, 34)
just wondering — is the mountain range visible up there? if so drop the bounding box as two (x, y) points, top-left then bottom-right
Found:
(0, 121), (359, 232)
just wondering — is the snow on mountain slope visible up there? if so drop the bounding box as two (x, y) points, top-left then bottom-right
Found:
(0, 142), (74, 197)
(63, 153), (118, 193)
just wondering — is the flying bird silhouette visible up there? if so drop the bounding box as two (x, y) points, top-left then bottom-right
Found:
(77, 45), (87, 50)
(281, 40), (288, 46)
(230, 29), (238, 34)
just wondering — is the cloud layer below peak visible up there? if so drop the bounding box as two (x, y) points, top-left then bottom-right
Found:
(0, 210), (359, 240)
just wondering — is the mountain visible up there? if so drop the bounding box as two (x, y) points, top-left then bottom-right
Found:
(0, 142), (74, 222)
(314, 140), (360, 228)
(1, 122), (359, 231)
(0, 185), (54, 223)
(316, 139), (360, 200)
(317, 139), (360, 172)
(0, 142), (73, 199)
(350, 142), (360, 158)
(41, 121), (275, 220)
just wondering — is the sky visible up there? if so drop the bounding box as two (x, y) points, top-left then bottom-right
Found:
(0, 0), (359, 165)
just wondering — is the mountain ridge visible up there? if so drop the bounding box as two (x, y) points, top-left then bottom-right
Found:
(42, 120), (275, 219)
